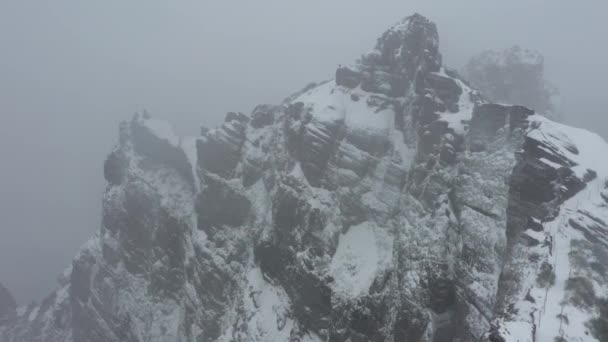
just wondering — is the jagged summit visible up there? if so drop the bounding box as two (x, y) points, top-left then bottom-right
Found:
(2, 13), (608, 342)
(374, 13), (441, 70)
(336, 13), (441, 98)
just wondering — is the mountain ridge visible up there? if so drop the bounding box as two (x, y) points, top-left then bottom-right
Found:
(2, 13), (608, 342)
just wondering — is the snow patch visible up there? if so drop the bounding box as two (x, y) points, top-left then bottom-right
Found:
(539, 157), (563, 169)
(329, 222), (393, 297)
(498, 114), (608, 342)
(27, 306), (39, 322)
(437, 72), (477, 135)
(219, 267), (297, 341)
(530, 114), (608, 177)
(294, 81), (393, 134)
(181, 136), (200, 191)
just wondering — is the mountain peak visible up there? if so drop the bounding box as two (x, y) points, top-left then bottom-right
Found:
(336, 13), (441, 97)
(384, 12), (436, 35)
(375, 12), (440, 69)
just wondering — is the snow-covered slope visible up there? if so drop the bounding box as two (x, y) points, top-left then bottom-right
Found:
(2, 13), (607, 342)
(489, 117), (608, 342)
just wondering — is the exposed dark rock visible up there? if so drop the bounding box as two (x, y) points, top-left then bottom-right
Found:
(120, 182), (159, 274)
(536, 262), (555, 287)
(188, 246), (240, 341)
(197, 120), (246, 178)
(565, 276), (596, 308)
(103, 149), (127, 186)
(417, 119), (448, 159)
(345, 130), (391, 157)
(426, 72), (462, 111)
(470, 104), (533, 150)
(393, 308), (427, 342)
(488, 328), (506, 342)
(336, 66), (362, 89)
(130, 118), (194, 186)
(341, 13), (441, 98)
(255, 241), (332, 336)
(569, 217), (608, 248)
(196, 175), (251, 231)
(527, 217), (544, 232)
(505, 131), (584, 244)
(224, 111), (249, 124)
(286, 114), (345, 187)
(583, 168), (597, 182)
(250, 105), (276, 128)
(241, 156), (266, 187)
(590, 298), (608, 341)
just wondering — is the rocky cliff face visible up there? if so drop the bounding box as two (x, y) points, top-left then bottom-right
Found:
(2, 13), (608, 342)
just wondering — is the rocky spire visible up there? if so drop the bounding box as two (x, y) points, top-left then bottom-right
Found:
(336, 13), (441, 97)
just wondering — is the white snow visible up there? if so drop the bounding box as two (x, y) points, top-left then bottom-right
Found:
(436, 71), (477, 135)
(27, 306), (39, 322)
(293, 81), (393, 134)
(180, 136), (200, 191)
(498, 114), (608, 342)
(126, 139), (195, 221)
(54, 284), (69, 304)
(361, 191), (389, 213)
(529, 114), (608, 176)
(388, 17), (412, 34)
(218, 267), (307, 341)
(289, 162), (309, 184)
(533, 180), (603, 341)
(192, 228), (207, 247)
(142, 118), (180, 147)
(391, 128), (415, 166)
(539, 157), (563, 169)
(329, 222), (393, 297)
(244, 267), (292, 339)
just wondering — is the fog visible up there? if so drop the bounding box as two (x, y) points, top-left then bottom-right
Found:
(0, 1), (606, 304)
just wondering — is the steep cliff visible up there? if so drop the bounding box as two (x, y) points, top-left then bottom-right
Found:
(1, 13), (607, 342)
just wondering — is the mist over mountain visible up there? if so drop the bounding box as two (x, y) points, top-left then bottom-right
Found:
(463, 46), (561, 120)
(1, 12), (608, 342)
(2, 2), (608, 308)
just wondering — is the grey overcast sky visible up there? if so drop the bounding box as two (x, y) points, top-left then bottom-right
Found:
(1, 1), (606, 304)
